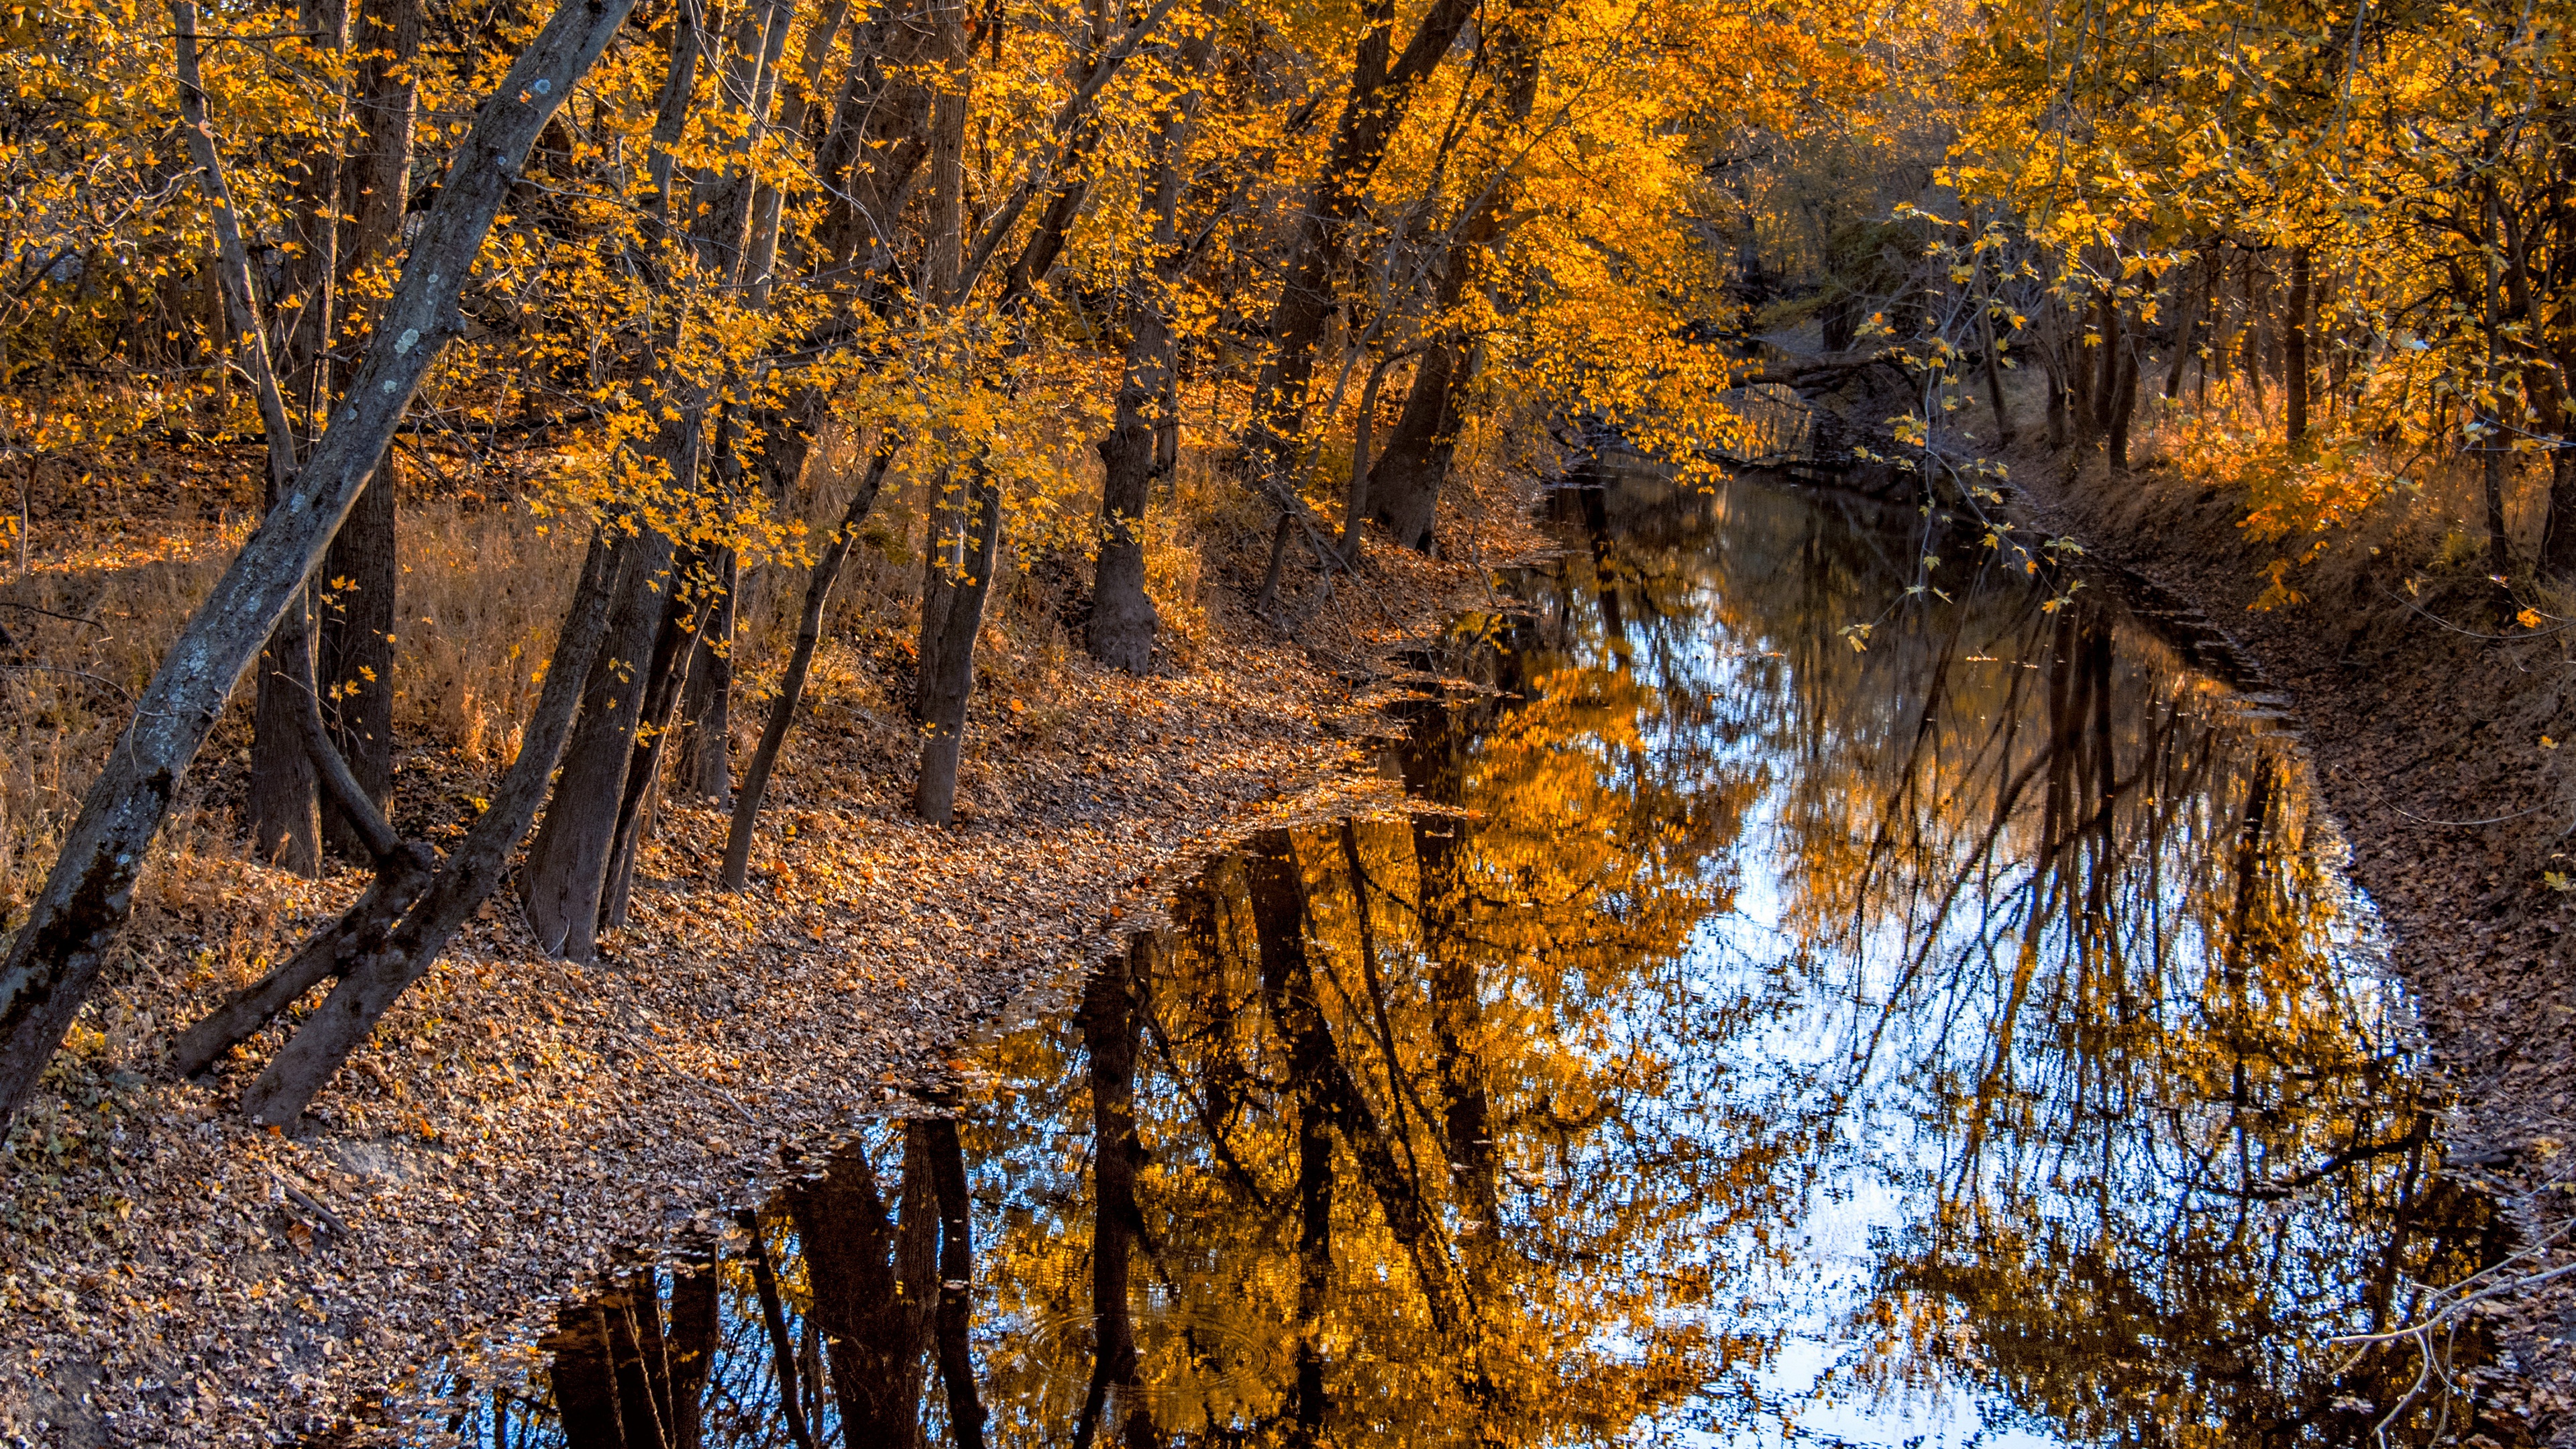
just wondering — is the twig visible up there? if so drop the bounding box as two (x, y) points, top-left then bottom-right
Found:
(0, 663), (133, 702)
(0, 601), (105, 631)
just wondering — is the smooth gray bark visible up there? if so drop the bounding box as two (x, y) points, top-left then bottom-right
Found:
(0, 0), (637, 1131)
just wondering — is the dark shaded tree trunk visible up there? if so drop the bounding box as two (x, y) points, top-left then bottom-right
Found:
(0, 0), (640, 1131)
(1241, 0), (1482, 498)
(249, 594), (323, 872)
(2091, 286), (2121, 439)
(519, 498), (683, 960)
(2105, 331), (2140, 472)
(249, 0), (355, 876)
(913, 468), (1002, 824)
(317, 449), (398, 859)
(601, 562), (704, 929)
(674, 546), (735, 803)
(1366, 341), (1462, 552)
(1091, 309), (1167, 672)
(1087, 33), (1208, 672)
(1979, 282), (2015, 445)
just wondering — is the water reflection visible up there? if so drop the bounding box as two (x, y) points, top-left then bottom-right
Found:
(410, 473), (2526, 1448)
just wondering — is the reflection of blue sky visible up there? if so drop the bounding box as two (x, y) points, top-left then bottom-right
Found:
(1576, 487), (2420, 1446)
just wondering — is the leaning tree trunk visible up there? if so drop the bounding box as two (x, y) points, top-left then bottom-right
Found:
(521, 0), (790, 945)
(237, 525), (627, 1124)
(722, 438), (898, 885)
(0, 0), (637, 1131)
(1240, 0), (1481, 525)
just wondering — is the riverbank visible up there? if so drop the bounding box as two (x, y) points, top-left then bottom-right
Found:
(0, 474), (1548, 1446)
(1997, 437), (2576, 1436)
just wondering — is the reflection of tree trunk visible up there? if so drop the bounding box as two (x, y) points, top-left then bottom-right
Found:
(665, 1253), (719, 1449)
(788, 1143), (928, 1444)
(736, 1208), (818, 1449)
(1076, 940), (1160, 1449)
(549, 1269), (683, 1449)
(1291, 1089), (1332, 1448)
(1244, 830), (1457, 1329)
(922, 1117), (991, 1449)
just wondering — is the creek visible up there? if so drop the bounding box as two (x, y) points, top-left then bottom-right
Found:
(392, 467), (2531, 1448)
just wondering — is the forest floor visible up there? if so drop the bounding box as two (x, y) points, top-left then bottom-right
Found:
(1997, 430), (2576, 1442)
(0, 468), (1548, 1447)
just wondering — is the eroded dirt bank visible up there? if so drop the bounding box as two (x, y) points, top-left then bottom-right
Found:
(2004, 445), (2576, 1437)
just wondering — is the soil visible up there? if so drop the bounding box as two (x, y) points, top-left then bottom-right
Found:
(2003, 439), (2576, 1442)
(0, 478), (1545, 1448)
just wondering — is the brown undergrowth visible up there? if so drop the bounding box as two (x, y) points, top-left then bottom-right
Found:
(0, 417), (1548, 1445)
(1996, 408), (2576, 1438)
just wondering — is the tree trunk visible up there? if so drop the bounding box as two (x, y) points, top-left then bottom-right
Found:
(674, 546), (735, 803)
(1978, 286), (2014, 445)
(1240, 0), (1481, 498)
(2092, 285), (2121, 439)
(722, 437), (898, 886)
(601, 561), (705, 930)
(315, 0), (421, 858)
(1339, 354), (1396, 556)
(2286, 246), (2311, 446)
(2106, 328), (2139, 472)
(236, 525), (627, 1124)
(1091, 305), (1168, 671)
(249, 593), (324, 873)
(1366, 341), (1462, 552)
(317, 444), (399, 858)
(519, 503), (682, 960)
(913, 469), (1002, 825)
(0, 0), (640, 1131)
(250, 0), (357, 874)
(2043, 354), (2068, 451)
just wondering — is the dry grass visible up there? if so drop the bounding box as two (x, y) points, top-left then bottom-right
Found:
(0, 378), (1489, 941)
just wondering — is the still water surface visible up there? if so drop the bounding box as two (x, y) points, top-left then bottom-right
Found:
(401, 472), (2528, 1448)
